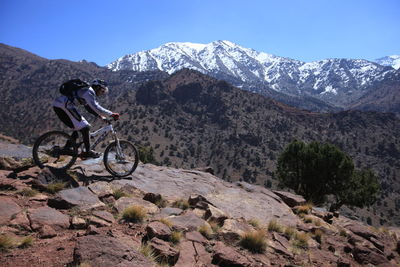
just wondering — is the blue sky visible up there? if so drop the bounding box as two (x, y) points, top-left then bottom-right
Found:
(1, 0), (399, 66)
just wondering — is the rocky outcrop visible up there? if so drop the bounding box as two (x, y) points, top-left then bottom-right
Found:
(0, 158), (399, 267)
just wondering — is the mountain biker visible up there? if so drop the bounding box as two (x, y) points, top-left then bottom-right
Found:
(52, 79), (120, 158)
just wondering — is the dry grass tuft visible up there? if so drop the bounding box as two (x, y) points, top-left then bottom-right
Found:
(267, 219), (284, 233)
(292, 231), (309, 249)
(240, 230), (267, 253)
(46, 182), (67, 194)
(18, 236), (34, 248)
(198, 224), (213, 239)
(159, 218), (173, 228)
(122, 205), (147, 223)
(294, 203), (313, 215)
(170, 231), (183, 244)
(112, 188), (130, 200)
(171, 199), (190, 210)
(0, 234), (15, 251)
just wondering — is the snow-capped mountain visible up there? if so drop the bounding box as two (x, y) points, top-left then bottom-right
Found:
(375, 55), (400, 70)
(108, 40), (396, 108)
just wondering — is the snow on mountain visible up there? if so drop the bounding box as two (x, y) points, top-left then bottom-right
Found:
(108, 41), (396, 106)
(375, 55), (400, 70)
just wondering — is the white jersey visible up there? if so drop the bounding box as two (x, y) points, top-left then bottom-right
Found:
(53, 87), (112, 130)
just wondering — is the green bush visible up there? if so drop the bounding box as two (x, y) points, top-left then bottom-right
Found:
(277, 140), (380, 211)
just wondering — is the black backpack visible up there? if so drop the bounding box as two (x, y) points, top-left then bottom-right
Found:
(59, 79), (89, 98)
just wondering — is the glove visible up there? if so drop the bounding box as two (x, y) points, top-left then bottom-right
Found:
(111, 113), (120, 121)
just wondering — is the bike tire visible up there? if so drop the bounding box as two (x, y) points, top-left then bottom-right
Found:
(103, 140), (139, 177)
(32, 131), (78, 170)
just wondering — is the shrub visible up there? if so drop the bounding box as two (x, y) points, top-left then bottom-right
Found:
(293, 232), (309, 249)
(248, 218), (261, 229)
(198, 224), (213, 239)
(303, 216), (313, 224)
(172, 199), (189, 210)
(240, 230), (267, 253)
(284, 226), (297, 239)
(313, 229), (323, 243)
(159, 218), (173, 229)
(18, 188), (38, 197)
(46, 182), (67, 194)
(122, 205), (147, 223)
(0, 235), (14, 251)
(18, 236), (34, 248)
(113, 188), (129, 200)
(140, 243), (158, 262)
(170, 231), (182, 244)
(294, 203), (313, 215)
(267, 219), (284, 233)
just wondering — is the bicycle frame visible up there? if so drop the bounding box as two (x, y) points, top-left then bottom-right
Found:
(89, 121), (118, 151)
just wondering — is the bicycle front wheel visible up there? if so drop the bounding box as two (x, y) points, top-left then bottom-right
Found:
(103, 140), (139, 177)
(32, 131), (78, 170)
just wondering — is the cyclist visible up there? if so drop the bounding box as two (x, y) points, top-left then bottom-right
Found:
(52, 79), (120, 158)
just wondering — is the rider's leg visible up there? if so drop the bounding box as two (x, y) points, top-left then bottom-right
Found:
(79, 127), (91, 152)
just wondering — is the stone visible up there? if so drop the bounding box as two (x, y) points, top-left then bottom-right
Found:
(39, 225), (57, 238)
(175, 240), (213, 267)
(114, 196), (159, 214)
(92, 210), (115, 224)
(159, 207), (183, 217)
(85, 225), (101, 235)
(72, 216), (87, 229)
(88, 216), (111, 227)
(0, 196), (22, 224)
(9, 211), (31, 231)
(169, 210), (208, 232)
(194, 166), (215, 175)
(269, 232), (293, 258)
(273, 190), (306, 207)
(74, 234), (153, 267)
(212, 241), (252, 267)
(146, 221), (172, 241)
(48, 186), (105, 211)
(148, 237), (180, 265)
(204, 205), (228, 224)
(220, 219), (253, 241)
(0, 176), (27, 191)
(88, 181), (114, 198)
(185, 231), (208, 244)
(353, 245), (388, 265)
(188, 194), (214, 209)
(28, 206), (70, 231)
(143, 192), (163, 204)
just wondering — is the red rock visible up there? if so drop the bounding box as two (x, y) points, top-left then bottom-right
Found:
(0, 196), (22, 224)
(146, 221), (172, 241)
(39, 225), (57, 239)
(273, 190), (306, 207)
(149, 237), (180, 265)
(212, 241), (253, 267)
(28, 206), (70, 231)
(169, 210), (208, 232)
(74, 234), (153, 267)
(185, 231), (208, 244)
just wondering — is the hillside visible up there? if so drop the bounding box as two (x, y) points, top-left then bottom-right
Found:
(0, 153), (399, 266)
(1, 44), (400, 227)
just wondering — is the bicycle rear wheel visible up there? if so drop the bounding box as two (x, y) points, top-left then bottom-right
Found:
(32, 131), (78, 170)
(103, 140), (139, 177)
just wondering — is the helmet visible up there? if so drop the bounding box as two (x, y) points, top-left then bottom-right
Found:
(91, 79), (109, 95)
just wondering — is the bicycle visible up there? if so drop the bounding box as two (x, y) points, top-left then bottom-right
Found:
(32, 118), (139, 177)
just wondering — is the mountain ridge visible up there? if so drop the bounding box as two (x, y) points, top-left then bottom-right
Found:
(108, 40), (398, 111)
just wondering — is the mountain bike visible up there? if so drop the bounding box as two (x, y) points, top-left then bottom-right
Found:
(32, 118), (139, 177)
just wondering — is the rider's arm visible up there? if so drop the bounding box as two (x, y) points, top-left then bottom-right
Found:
(81, 88), (113, 117)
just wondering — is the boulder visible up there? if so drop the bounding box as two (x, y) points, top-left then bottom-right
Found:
(185, 231), (208, 244)
(48, 186), (105, 210)
(212, 241), (253, 267)
(220, 219), (253, 241)
(88, 210), (116, 227)
(175, 240), (213, 267)
(114, 196), (159, 214)
(88, 181), (114, 198)
(28, 206), (70, 231)
(169, 210), (208, 232)
(74, 235), (153, 267)
(159, 207), (183, 217)
(189, 194), (214, 209)
(148, 237), (180, 265)
(269, 232), (293, 259)
(0, 196), (22, 224)
(353, 245), (388, 265)
(39, 225), (57, 239)
(72, 216), (87, 229)
(273, 190), (306, 207)
(9, 211), (31, 231)
(146, 221), (172, 241)
(204, 205), (228, 224)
